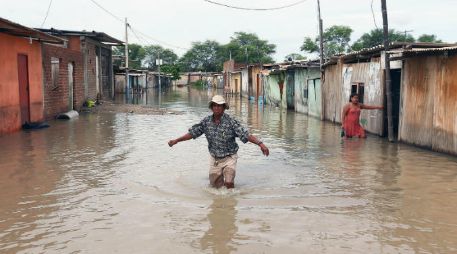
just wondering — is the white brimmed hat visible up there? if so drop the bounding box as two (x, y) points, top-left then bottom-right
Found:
(208, 95), (229, 109)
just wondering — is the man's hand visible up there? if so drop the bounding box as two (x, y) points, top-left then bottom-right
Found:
(168, 139), (178, 147)
(259, 143), (269, 156)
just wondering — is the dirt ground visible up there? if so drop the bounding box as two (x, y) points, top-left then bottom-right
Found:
(81, 100), (181, 115)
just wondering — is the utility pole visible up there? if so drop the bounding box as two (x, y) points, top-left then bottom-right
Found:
(403, 29), (413, 42)
(124, 17), (129, 95)
(317, 0), (325, 121)
(245, 47), (248, 66)
(156, 53), (162, 106)
(158, 52), (161, 94)
(317, 0), (324, 72)
(381, 0), (394, 142)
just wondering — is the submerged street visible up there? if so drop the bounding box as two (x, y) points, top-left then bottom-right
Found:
(1, 87), (457, 254)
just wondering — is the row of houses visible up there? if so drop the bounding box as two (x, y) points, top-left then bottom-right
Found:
(0, 17), (122, 135)
(223, 43), (457, 156)
(175, 72), (224, 88)
(114, 69), (172, 94)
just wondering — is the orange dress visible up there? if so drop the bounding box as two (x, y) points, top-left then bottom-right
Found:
(343, 106), (365, 138)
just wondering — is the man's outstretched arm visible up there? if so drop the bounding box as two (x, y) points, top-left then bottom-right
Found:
(168, 133), (193, 147)
(247, 135), (270, 156)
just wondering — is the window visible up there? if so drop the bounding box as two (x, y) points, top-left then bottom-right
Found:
(351, 84), (358, 94)
(358, 83), (365, 104)
(51, 57), (60, 89)
(352, 82), (365, 104)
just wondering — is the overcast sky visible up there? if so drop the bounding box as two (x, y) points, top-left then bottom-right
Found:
(2, 0), (456, 61)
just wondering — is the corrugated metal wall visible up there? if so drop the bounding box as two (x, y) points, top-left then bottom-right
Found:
(294, 69), (308, 114)
(323, 63), (343, 123)
(308, 78), (322, 118)
(293, 68), (321, 116)
(343, 59), (384, 135)
(323, 59), (384, 135)
(400, 54), (457, 155)
(263, 74), (283, 107)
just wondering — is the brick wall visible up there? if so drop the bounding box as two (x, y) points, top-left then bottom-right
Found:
(42, 44), (84, 120)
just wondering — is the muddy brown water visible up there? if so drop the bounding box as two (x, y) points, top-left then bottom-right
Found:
(1, 87), (456, 254)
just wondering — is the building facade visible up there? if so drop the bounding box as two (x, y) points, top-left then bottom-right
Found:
(0, 18), (64, 135)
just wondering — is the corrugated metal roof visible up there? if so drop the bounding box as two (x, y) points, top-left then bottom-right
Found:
(323, 42), (457, 66)
(0, 17), (64, 44)
(388, 46), (457, 54)
(344, 42), (455, 58)
(37, 28), (123, 45)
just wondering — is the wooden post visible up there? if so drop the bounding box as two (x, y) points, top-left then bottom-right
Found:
(125, 17), (129, 95)
(381, 0), (395, 142)
(317, 0), (324, 73)
(317, 0), (325, 120)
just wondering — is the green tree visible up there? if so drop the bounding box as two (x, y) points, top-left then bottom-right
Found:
(178, 40), (224, 72)
(143, 45), (178, 70)
(285, 53), (306, 61)
(126, 44), (145, 69)
(351, 29), (415, 51)
(301, 25), (353, 58)
(161, 64), (181, 80)
(222, 32), (276, 64)
(112, 44), (145, 69)
(112, 46), (124, 68)
(417, 34), (442, 43)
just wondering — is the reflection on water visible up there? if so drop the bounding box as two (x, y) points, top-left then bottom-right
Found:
(200, 196), (238, 254)
(0, 86), (457, 254)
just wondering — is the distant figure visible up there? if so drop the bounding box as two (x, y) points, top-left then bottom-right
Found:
(341, 94), (383, 138)
(168, 95), (269, 189)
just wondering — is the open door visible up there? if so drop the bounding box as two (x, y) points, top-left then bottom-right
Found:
(286, 70), (295, 109)
(68, 62), (75, 110)
(96, 55), (100, 98)
(17, 54), (30, 124)
(391, 69), (401, 138)
(384, 69), (401, 138)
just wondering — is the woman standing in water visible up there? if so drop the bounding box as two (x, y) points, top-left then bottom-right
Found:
(341, 94), (383, 138)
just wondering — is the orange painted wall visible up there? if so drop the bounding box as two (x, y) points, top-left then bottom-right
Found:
(0, 33), (44, 135)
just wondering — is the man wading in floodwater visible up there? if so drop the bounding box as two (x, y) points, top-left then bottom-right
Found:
(168, 95), (269, 189)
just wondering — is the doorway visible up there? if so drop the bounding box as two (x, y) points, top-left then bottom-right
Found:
(17, 54), (30, 124)
(391, 69), (401, 138)
(384, 69), (401, 138)
(96, 55), (100, 98)
(68, 62), (75, 110)
(286, 70), (295, 109)
(235, 78), (239, 94)
(256, 73), (260, 100)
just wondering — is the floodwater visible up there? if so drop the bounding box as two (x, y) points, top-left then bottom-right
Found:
(1, 87), (457, 254)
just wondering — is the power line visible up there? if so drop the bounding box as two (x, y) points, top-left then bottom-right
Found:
(203, 0), (308, 11)
(130, 27), (189, 51)
(88, 0), (123, 22)
(40, 0), (53, 28)
(128, 25), (148, 45)
(87, 0), (187, 51)
(371, 0), (379, 29)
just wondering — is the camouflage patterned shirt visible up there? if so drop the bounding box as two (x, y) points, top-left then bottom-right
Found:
(188, 113), (250, 158)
